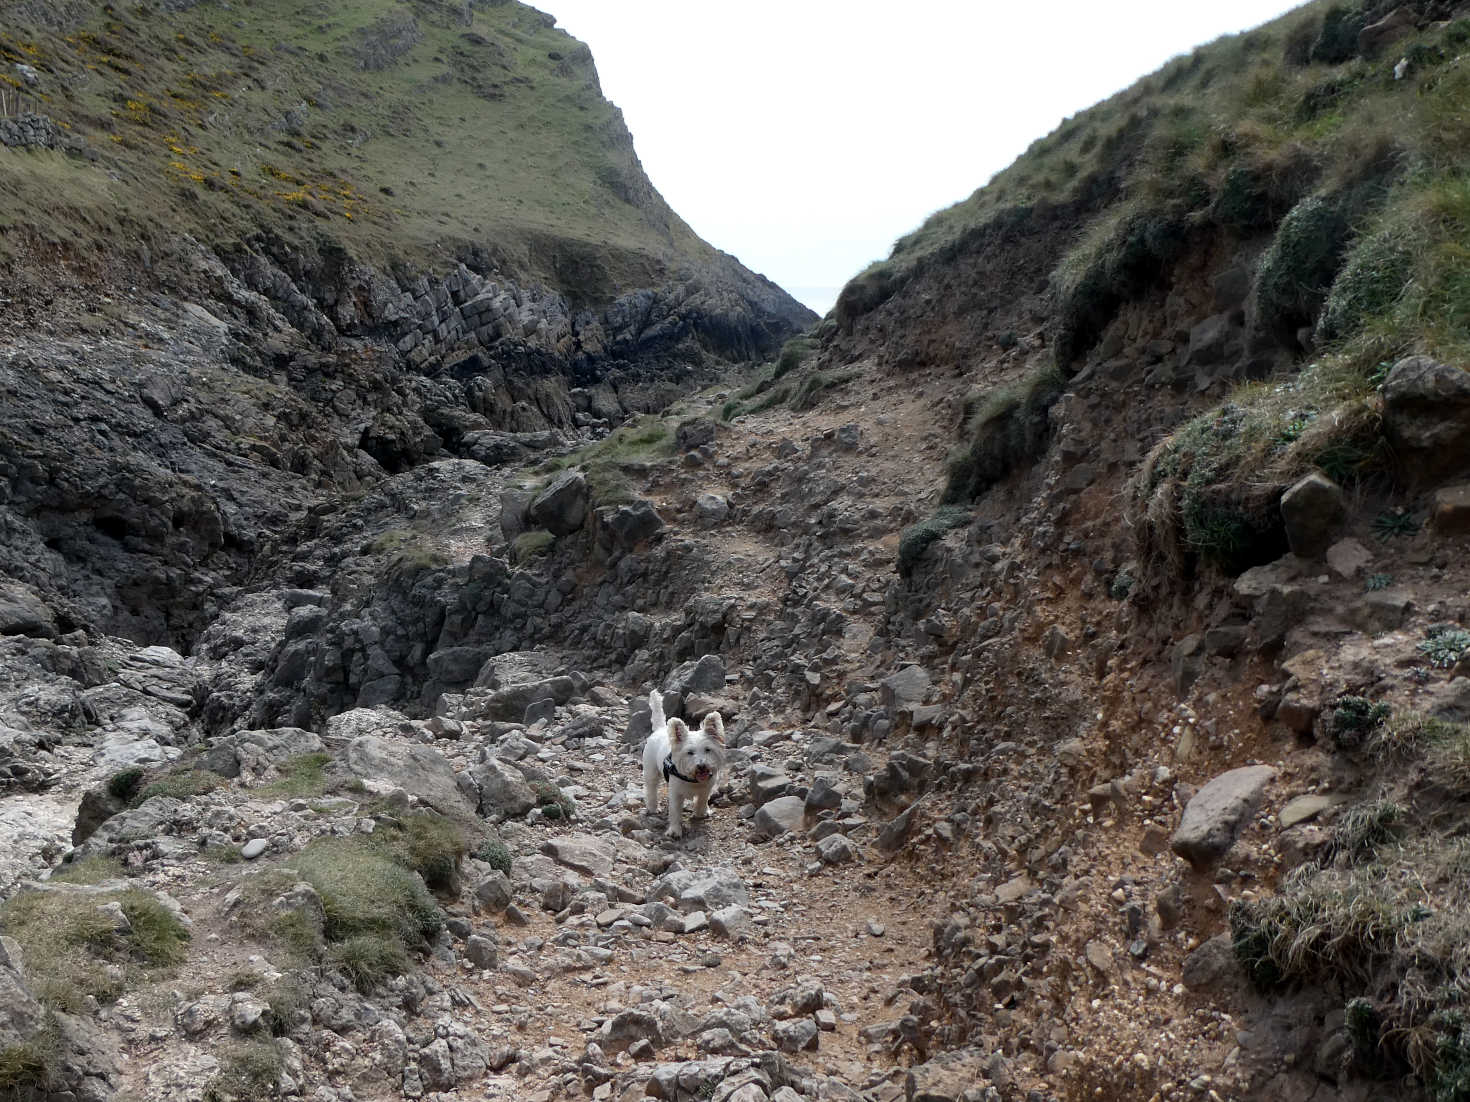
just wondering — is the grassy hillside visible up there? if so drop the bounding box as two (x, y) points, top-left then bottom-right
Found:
(0, 0), (716, 300)
(845, 0), (1470, 367)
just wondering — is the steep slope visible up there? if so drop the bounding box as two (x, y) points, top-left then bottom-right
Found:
(0, 0), (813, 646)
(792, 0), (1470, 1098)
(9, 2), (1470, 1102)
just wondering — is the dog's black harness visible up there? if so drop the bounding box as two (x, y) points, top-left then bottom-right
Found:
(663, 754), (703, 785)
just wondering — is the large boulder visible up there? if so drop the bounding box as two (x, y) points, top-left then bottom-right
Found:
(1382, 356), (1470, 478)
(1171, 765), (1276, 868)
(591, 500), (665, 556)
(344, 736), (471, 816)
(0, 582), (55, 638)
(1280, 472), (1345, 558)
(458, 755), (535, 818)
(527, 471), (589, 536)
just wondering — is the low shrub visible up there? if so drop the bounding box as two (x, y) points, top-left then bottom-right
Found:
(475, 837), (512, 877)
(1052, 203), (1192, 366)
(1329, 695), (1391, 750)
(1310, 5), (1366, 65)
(1328, 800), (1403, 863)
(790, 368), (858, 412)
(897, 506), (971, 577)
(106, 768), (144, 803)
(397, 812), (468, 894)
(1131, 358), (1389, 577)
(774, 335), (818, 378)
(293, 836), (443, 947)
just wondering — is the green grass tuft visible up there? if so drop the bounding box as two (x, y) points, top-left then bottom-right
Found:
(204, 1040), (283, 1102)
(131, 768), (224, 807)
(512, 529), (554, 563)
(943, 366), (1065, 505)
(257, 753), (333, 799)
(897, 506), (971, 577)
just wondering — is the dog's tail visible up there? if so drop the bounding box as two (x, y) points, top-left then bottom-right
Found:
(648, 689), (666, 732)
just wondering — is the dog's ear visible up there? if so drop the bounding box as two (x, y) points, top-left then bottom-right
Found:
(668, 718), (689, 745)
(701, 712), (725, 744)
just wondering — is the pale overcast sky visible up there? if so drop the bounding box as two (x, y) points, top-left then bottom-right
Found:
(546, 1), (1304, 314)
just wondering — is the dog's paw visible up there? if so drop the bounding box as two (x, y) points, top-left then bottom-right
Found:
(664, 825), (683, 840)
(691, 806), (711, 820)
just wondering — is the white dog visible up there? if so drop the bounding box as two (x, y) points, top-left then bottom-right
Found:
(642, 690), (726, 839)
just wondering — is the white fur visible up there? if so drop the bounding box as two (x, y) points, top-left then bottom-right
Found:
(642, 690), (726, 839)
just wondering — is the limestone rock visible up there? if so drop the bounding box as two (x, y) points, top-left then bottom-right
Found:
(752, 796), (807, 840)
(542, 833), (615, 877)
(344, 735), (471, 816)
(459, 755), (535, 818)
(1171, 765), (1276, 868)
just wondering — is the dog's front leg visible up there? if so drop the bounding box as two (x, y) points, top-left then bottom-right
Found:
(666, 784), (685, 839)
(691, 787), (711, 820)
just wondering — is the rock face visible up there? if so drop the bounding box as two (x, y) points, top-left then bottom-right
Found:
(1171, 766), (1276, 868)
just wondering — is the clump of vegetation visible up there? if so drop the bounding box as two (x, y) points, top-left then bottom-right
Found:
(325, 934), (411, 994)
(1329, 695), (1391, 751)
(1229, 829), (1470, 1094)
(531, 781), (574, 821)
(1052, 203), (1192, 366)
(897, 506), (971, 577)
(538, 416), (671, 477)
(1132, 359), (1387, 574)
(397, 812), (468, 894)
(270, 810), (465, 990)
(1418, 626), (1470, 670)
(258, 753), (333, 799)
(943, 366), (1065, 505)
(1328, 800), (1403, 864)
(1365, 572), (1393, 591)
(50, 856), (126, 886)
(106, 768), (145, 804)
(131, 768), (224, 807)
(0, 886), (190, 1013)
(364, 529), (450, 574)
(1254, 193), (1353, 345)
(512, 529), (554, 563)
(204, 1040), (283, 1102)
(474, 836), (512, 877)
(1109, 570), (1136, 600)
(1373, 509), (1419, 541)
(775, 335), (818, 379)
(0, 1028), (58, 1097)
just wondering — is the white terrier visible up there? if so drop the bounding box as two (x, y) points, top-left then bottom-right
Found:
(642, 690), (726, 839)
